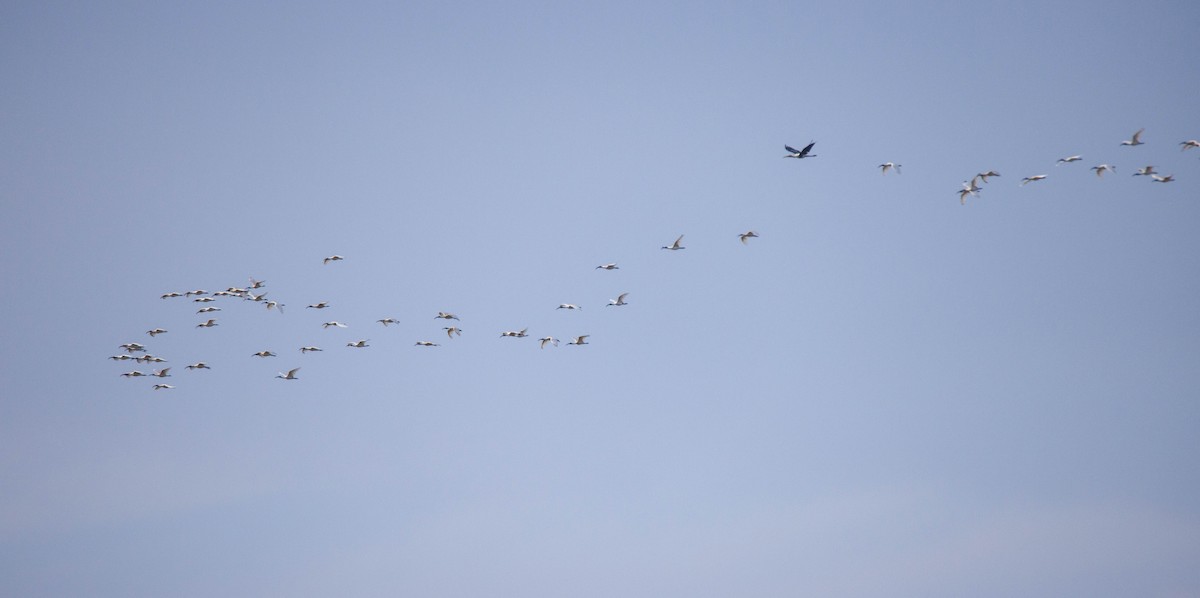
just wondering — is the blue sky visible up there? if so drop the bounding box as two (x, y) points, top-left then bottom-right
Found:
(2, 1), (1199, 596)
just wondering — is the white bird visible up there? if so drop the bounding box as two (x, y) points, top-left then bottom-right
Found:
(1151, 174), (1175, 183)
(197, 306), (221, 314)
(434, 312), (460, 321)
(607, 292), (630, 307)
(661, 235), (685, 250)
(443, 326), (462, 338)
(246, 291), (268, 302)
(568, 335), (590, 345)
(784, 142), (816, 159)
(185, 362), (210, 370)
(196, 319), (218, 328)
(323, 255), (344, 264)
(248, 277), (266, 289)
(1120, 128), (1145, 146)
(975, 171), (1001, 184)
(739, 231), (759, 245)
(957, 187), (977, 205)
(346, 339), (370, 348)
(108, 354), (134, 361)
(300, 346), (323, 353)
(185, 290), (207, 297)
(152, 384), (175, 390)
(136, 355), (166, 364)
(276, 368), (300, 380)
(377, 318), (399, 326)
(160, 292), (182, 299)
(539, 336), (559, 349)
(596, 263), (619, 270)
(322, 321), (348, 328)
(193, 296), (216, 303)
(121, 371), (146, 377)
(1132, 165), (1157, 177)
(557, 303), (582, 310)
(307, 301), (330, 309)
(253, 350), (276, 358)
(414, 341), (439, 347)
(119, 343), (146, 353)
(264, 300), (284, 313)
(1090, 164), (1115, 178)
(1181, 140), (1200, 151)
(501, 328), (529, 338)
(878, 162), (901, 174)
(151, 368), (171, 378)
(1056, 155), (1082, 165)
(1021, 174), (1048, 186)
(146, 328), (167, 337)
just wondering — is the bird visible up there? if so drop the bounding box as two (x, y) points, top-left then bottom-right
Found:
(377, 318), (399, 326)
(1090, 164), (1115, 178)
(1021, 174), (1048, 186)
(957, 186), (978, 205)
(322, 321), (348, 328)
(323, 255), (344, 264)
(784, 142), (816, 159)
(1151, 174), (1175, 183)
(607, 292), (629, 307)
(501, 328), (529, 338)
(878, 162), (901, 174)
(557, 303), (582, 310)
(300, 346), (323, 353)
(975, 171), (1001, 183)
(146, 328), (167, 337)
(1056, 155), (1082, 165)
(414, 341), (439, 347)
(276, 368), (300, 380)
(197, 306), (221, 314)
(1133, 165), (1158, 177)
(246, 291), (268, 303)
(135, 355), (166, 364)
(119, 343), (146, 353)
(160, 292), (182, 299)
(1181, 140), (1200, 151)
(661, 235), (685, 250)
(193, 296), (216, 303)
(248, 277), (266, 289)
(264, 300), (284, 313)
(253, 350), (276, 357)
(121, 371), (146, 377)
(346, 340), (370, 348)
(196, 319), (218, 328)
(434, 312), (460, 321)
(1121, 128), (1145, 146)
(739, 231), (759, 245)
(539, 336), (559, 349)
(151, 368), (171, 378)
(443, 326), (462, 338)
(596, 263), (619, 270)
(152, 384), (175, 390)
(185, 290), (208, 297)
(306, 301), (330, 309)
(108, 354), (134, 361)
(185, 362), (210, 370)
(568, 335), (590, 345)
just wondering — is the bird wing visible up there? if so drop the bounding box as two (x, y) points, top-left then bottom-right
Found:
(784, 145), (800, 154)
(1132, 128), (1144, 143)
(799, 141), (815, 156)
(673, 234), (684, 247)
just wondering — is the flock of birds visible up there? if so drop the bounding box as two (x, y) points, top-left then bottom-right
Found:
(112, 132), (1194, 390)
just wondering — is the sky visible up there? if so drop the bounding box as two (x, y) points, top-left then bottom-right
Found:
(2, 1), (1199, 596)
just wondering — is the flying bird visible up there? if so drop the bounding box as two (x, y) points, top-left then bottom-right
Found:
(434, 312), (460, 321)
(161, 292), (182, 299)
(1091, 164), (1115, 178)
(1021, 175), (1048, 186)
(322, 321), (348, 328)
(1056, 155), (1082, 165)
(276, 368), (300, 380)
(264, 300), (284, 313)
(1133, 165), (1158, 177)
(185, 362), (211, 370)
(739, 231), (759, 244)
(152, 384), (175, 390)
(568, 335), (590, 346)
(306, 301), (330, 309)
(196, 319), (218, 328)
(607, 292), (630, 307)
(661, 235), (685, 250)
(596, 263), (619, 270)
(377, 318), (399, 326)
(151, 368), (171, 378)
(539, 337), (559, 349)
(120, 371), (147, 377)
(1181, 140), (1200, 151)
(300, 346), (323, 353)
(146, 328), (167, 337)
(346, 340), (370, 348)
(444, 326), (462, 338)
(323, 255), (344, 264)
(1151, 174), (1175, 183)
(1120, 128), (1145, 146)
(878, 162), (901, 174)
(975, 171), (1001, 183)
(197, 306), (221, 314)
(253, 351), (276, 358)
(557, 303), (582, 310)
(784, 142), (816, 159)
(414, 341), (439, 347)
(501, 328), (529, 338)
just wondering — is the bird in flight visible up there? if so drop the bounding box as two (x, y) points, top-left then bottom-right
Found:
(377, 318), (399, 326)
(784, 142), (816, 159)
(307, 301), (330, 309)
(878, 162), (901, 174)
(253, 350), (277, 358)
(1121, 129), (1145, 146)
(501, 328), (529, 338)
(607, 292), (629, 307)
(596, 263), (619, 270)
(1150, 174), (1175, 183)
(434, 312), (460, 321)
(1056, 155), (1082, 165)
(146, 328), (167, 337)
(322, 321), (348, 328)
(346, 340), (370, 348)
(276, 368), (300, 380)
(539, 336), (559, 349)
(1020, 175), (1048, 186)
(1181, 140), (1200, 151)
(739, 231), (759, 245)
(568, 335), (590, 346)
(152, 384), (175, 390)
(975, 171), (1001, 183)
(661, 235), (685, 250)
(1133, 165), (1158, 177)
(323, 255), (344, 264)
(300, 346), (323, 353)
(414, 341), (439, 347)
(443, 326), (462, 338)
(1091, 164), (1115, 178)
(196, 319), (218, 328)
(186, 362), (211, 370)
(557, 303), (582, 310)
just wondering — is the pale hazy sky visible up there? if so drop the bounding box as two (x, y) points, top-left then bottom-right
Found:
(2, 1), (1198, 596)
